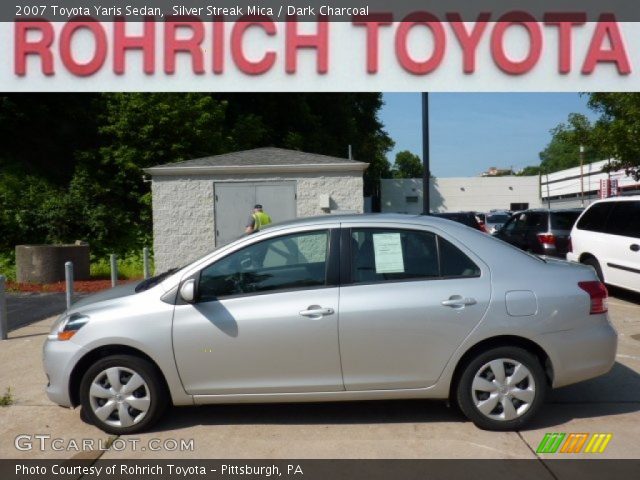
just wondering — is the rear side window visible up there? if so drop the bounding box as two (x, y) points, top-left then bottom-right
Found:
(577, 202), (615, 232)
(350, 229), (439, 284)
(526, 212), (548, 231)
(349, 228), (480, 284)
(439, 238), (481, 278)
(551, 211), (581, 230)
(605, 201), (640, 238)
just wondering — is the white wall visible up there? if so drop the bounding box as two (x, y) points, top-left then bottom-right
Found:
(381, 177), (542, 214)
(541, 159), (640, 200)
(151, 171), (363, 272)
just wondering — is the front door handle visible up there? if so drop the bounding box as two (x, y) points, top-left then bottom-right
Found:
(630, 244), (639, 252)
(441, 296), (477, 309)
(299, 306), (335, 318)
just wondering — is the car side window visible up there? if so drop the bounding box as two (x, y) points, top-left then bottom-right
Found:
(198, 230), (330, 301)
(350, 229), (439, 284)
(349, 228), (480, 284)
(439, 238), (481, 278)
(605, 201), (640, 238)
(577, 202), (615, 232)
(511, 214), (528, 233)
(502, 217), (518, 234)
(525, 212), (547, 232)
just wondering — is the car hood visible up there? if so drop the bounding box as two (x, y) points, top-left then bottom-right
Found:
(71, 282), (140, 310)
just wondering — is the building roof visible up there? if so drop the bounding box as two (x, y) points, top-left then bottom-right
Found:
(145, 147), (369, 176)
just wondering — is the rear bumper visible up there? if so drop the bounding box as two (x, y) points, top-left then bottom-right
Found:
(537, 319), (617, 388)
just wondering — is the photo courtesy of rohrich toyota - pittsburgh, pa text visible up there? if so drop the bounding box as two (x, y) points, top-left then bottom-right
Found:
(0, 1), (639, 479)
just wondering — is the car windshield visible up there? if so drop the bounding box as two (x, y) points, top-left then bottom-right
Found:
(487, 214), (510, 223)
(551, 211), (582, 230)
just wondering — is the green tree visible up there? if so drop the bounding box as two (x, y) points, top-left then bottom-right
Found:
(587, 93), (640, 180)
(392, 150), (424, 178)
(517, 165), (541, 176)
(538, 113), (603, 173)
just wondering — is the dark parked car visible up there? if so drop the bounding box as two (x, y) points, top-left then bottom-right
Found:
(494, 208), (583, 258)
(433, 212), (487, 233)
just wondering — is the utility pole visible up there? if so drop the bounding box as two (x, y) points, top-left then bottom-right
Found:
(579, 145), (585, 207)
(546, 169), (551, 209)
(421, 93), (431, 215)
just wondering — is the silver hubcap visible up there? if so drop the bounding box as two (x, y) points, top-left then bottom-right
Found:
(471, 358), (536, 422)
(89, 367), (150, 428)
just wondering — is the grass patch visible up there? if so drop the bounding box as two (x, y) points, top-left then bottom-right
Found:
(0, 387), (14, 406)
(0, 249), (153, 282)
(0, 252), (16, 281)
(90, 252), (154, 280)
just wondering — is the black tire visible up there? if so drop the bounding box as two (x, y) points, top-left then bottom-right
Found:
(456, 346), (547, 431)
(79, 354), (168, 435)
(582, 257), (604, 283)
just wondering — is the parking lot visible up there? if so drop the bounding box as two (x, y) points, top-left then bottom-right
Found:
(0, 289), (639, 462)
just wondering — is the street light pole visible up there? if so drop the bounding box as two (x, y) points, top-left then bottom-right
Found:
(580, 145), (585, 207)
(422, 93), (431, 215)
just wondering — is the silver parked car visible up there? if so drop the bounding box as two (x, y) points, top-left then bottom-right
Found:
(43, 214), (617, 434)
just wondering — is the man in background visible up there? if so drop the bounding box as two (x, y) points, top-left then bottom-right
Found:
(245, 204), (272, 234)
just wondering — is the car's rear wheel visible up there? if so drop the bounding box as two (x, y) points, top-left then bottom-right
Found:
(582, 257), (604, 283)
(79, 354), (167, 434)
(456, 346), (547, 431)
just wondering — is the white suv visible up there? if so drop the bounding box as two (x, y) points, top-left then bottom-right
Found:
(567, 196), (640, 293)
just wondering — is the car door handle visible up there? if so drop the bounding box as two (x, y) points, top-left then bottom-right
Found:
(631, 244), (640, 252)
(299, 306), (335, 318)
(441, 296), (477, 309)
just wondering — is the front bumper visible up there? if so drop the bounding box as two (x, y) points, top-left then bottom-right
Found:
(42, 337), (87, 408)
(538, 318), (617, 389)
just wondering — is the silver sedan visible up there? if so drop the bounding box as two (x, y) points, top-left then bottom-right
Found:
(43, 214), (617, 434)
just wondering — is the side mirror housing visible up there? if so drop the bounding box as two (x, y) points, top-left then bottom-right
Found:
(179, 279), (196, 303)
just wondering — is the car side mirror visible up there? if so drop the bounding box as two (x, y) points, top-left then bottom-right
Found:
(179, 279), (196, 303)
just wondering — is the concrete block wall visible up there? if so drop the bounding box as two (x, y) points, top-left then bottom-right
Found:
(381, 177), (542, 214)
(152, 171), (363, 273)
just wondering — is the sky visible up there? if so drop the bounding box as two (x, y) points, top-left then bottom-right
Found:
(379, 93), (598, 178)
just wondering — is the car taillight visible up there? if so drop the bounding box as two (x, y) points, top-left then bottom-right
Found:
(537, 233), (556, 245)
(578, 281), (608, 314)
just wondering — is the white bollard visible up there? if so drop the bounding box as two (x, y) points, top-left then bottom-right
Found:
(143, 247), (151, 279)
(65, 262), (74, 310)
(0, 275), (7, 340)
(110, 254), (118, 288)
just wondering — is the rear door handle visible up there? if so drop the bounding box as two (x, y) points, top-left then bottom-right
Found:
(441, 296), (477, 309)
(299, 306), (335, 318)
(631, 244), (639, 252)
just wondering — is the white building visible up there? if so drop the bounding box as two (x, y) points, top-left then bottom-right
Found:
(381, 176), (541, 214)
(146, 148), (368, 272)
(541, 159), (640, 208)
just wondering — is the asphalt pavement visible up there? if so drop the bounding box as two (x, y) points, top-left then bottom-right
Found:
(5, 293), (67, 331)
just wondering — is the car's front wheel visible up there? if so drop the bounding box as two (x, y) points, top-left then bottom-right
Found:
(79, 354), (168, 434)
(456, 346), (547, 431)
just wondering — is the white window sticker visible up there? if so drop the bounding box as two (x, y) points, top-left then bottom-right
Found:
(372, 233), (405, 273)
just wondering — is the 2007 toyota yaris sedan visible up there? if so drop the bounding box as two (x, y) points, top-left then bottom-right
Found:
(43, 214), (617, 434)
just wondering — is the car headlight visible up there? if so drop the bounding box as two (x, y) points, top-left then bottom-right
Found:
(49, 313), (89, 341)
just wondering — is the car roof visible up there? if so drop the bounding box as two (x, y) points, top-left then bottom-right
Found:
(590, 195), (640, 204)
(513, 208), (582, 213)
(263, 213), (465, 230)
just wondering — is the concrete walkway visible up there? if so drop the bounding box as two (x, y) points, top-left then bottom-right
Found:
(0, 294), (639, 463)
